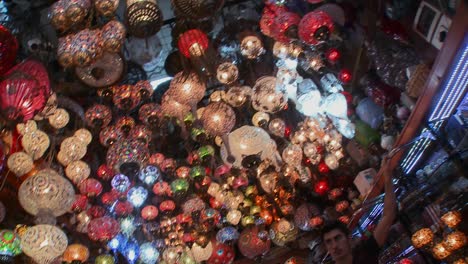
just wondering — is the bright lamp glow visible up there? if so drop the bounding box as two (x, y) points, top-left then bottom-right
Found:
(139, 242), (159, 264)
(138, 165), (160, 185)
(127, 186), (148, 208)
(322, 93), (348, 119)
(297, 79), (322, 116)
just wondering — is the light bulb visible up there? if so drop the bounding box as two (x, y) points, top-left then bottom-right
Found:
(127, 186), (148, 208)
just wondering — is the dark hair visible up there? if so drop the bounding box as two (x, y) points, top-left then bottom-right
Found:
(321, 220), (350, 241)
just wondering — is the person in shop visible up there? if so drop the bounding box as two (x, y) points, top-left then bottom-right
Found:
(321, 156), (397, 264)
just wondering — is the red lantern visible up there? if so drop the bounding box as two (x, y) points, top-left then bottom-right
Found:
(207, 239), (235, 264)
(232, 176), (248, 189)
(260, 11), (275, 37)
(112, 84), (141, 111)
(79, 178), (103, 197)
(338, 69), (352, 83)
(87, 216), (120, 242)
(309, 216), (324, 228)
(183, 233), (195, 244)
(335, 200), (350, 213)
(0, 25), (18, 76)
(97, 164), (115, 181)
(328, 188), (343, 200)
(87, 206), (106, 219)
(273, 11), (301, 42)
(114, 201), (134, 216)
(195, 176), (212, 190)
(209, 197), (223, 209)
(284, 126), (291, 137)
(178, 29), (209, 58)
(314, 179), (329, 195)
(260, 4), (287, 37)
(85, 104), (112, 128)
(318, 162), (330, 174)
(237, 226), (271, 259)
(0, 60), (50, 123)
(71, 195), (88, 213)
(101, 191), (118, 205)
(338, 215), (350, 224)
(159, 200), (176, 213)
(141, 205), (159, 220)
(153, 181), (170, 196)
(326, 48), (341, 63)
(176, 213), (192, 224)
(149, 153), (165, 166)
(298, 11), (334, 45)
(160, 158), (177, 173)
(399, 259), (414, 264)
(260, 209), (274, 226)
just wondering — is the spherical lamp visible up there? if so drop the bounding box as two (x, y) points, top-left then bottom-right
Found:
(106, 139), (150, 175)
(200, 102), (236, 137)
(0, 230), (21, 260)
(443, 231), (466, 251)
(411, 228), (433, 248)
(18, 169), (75, 220)
(432, 242), (452, 260)
(172, 0), (224, 20)
(168, 72), (206, 107)
(298, 11), (334, 45)
(62, 244), (90, 263)
(20, 225), (68, 264)
(178, 29), (209, 58)
(126, 0), (163, 38)
(441, 211), (462, 228)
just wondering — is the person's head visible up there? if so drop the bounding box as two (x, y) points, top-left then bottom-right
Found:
(321, 221), (353, 262)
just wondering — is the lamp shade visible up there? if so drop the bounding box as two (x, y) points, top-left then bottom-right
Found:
(240, 35), (265, 59)
(0, 230), (21, 257)
(298, 11), (334, 45)
(87, 216), (120, 241)
(106, 139), (150, 175)
(112, 84), (142, 111)
(168, 72), (206, 106)
(85, 104), (112, 128)
(411, 228), (433, 248)
(272, 11), (301, 42)
(251, 76), (287, 113)
(217, 62), (239, 85)
(172, 0), (224, 20)
(237, 226), (271, 259)
(126, 0), (163, 38)
(443, 231), (466, 251)
(178, 29), (209, 58)
(18, 169), (75, 217)
(71, 29), (103, 67)
(0, 60), (50, 123)
(161, 94), (191, 120)
(200, 102), (236, 137)
(441, 211), (462, 228)
(62, 244), (90, 263)
(432, 242), (452, 260)
(220, 126), (280, 169)
(20, 225), (68, 264)
(0, 25), (18, 76)
(94, 0), (119, 17)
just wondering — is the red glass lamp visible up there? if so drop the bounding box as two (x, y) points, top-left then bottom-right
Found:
(178, 29), (209, 58)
